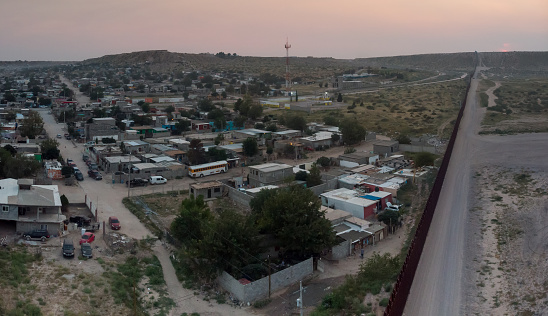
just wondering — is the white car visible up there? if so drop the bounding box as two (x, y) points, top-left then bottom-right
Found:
(385, 202), (402, 212)
(56, 134), (62, 138)
(149, 176), (167, 185)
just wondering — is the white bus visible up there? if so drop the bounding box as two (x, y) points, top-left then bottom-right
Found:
(188, 160), (228, 178)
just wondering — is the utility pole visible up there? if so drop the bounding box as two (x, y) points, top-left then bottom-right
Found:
(299, 281), (303, 316)
(268, 255), (271, 297)
(127, 150), (132, 197)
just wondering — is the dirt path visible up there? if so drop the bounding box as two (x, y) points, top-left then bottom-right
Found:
(485, 81), (501, 108)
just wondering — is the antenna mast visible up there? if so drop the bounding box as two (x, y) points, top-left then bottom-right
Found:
(285, 38), (291, 98)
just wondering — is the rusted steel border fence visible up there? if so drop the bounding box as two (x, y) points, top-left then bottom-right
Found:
(383, 71), (475, 316)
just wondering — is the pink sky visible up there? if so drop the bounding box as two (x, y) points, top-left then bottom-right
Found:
(1, 0), (547, 61)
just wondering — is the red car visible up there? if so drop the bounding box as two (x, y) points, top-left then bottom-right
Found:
(79, 232), (95, 245)
(108, 216), (121, 230)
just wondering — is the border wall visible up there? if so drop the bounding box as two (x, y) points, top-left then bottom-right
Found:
(383, 69), (475, 316)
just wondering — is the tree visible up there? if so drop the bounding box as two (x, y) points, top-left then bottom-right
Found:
(316, 156), (331, 168)
(378, 210), (400, 227)
(19, 111), (44, 139)
(233, 116), (246, 128)
(266, 123), (277, 132)
(236, 95), (253, 116)
(331, 133), (340, 144)
(3, 154), (41, 178)
(250, 185), (336, 258)
(323, 115), (339, 126)
(187, 139), (207, 165)
(140, 102), (150, 113)
(40, 139), (60, 160)
(284, 114), (307, 131)
(396, 134), (412, 145)
(207, 109), (226, 131)
(171, 196), (212, 249)
(306, 163), (322, 187)
(198, 99), (215, 112)
(208, 147), (227, 161)
(247, 103), (263, 120)
(60, 194), (69, 212)
(214, 133), (224, 145)
(242, 137), (258, 157)
(172, 120), (190, 135)
(414, 152), (437, 167)
(61, 166), (74, 178)
(340, 118), (366, 145)
(295, 170), (307, 181)
(165, 105), (175, 114)
(3, 144), (16, 156)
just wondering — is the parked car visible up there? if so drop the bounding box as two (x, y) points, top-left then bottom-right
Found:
(66, 135), (72, 140)
(82, 154), (89, 162)
(89, 163), (98, 171)
(85, 160), (92, 167)
(85, 141), (95, 147)
(126, 178), (149, 188)
(69, 215), (91, 227)
(74, 171), (84, 181)
(149, 176), (167, 185)
(88, 170), (102, 180)
(23, 229), (50, 242)
(81, 243), (93, 258)
(79, 232), (95, 245)
(384, 202), (402, 212)
(62, 239), (75, 257)
(56, 134), (62, 138)
(108, 216), (121, 230)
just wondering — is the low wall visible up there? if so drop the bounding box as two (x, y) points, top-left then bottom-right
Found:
(224, 184), (252, 207)
(399, 144), (437, 154)
(309, 178), (338, 196)
(331, 239), (350, 260)
(218, 257), (314, 303)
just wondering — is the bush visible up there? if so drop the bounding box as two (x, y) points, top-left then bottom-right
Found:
(379, 297), (389, 307)
(253, 298), (272, 309)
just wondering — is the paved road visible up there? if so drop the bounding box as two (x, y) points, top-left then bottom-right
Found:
(403, 67), (483, 315)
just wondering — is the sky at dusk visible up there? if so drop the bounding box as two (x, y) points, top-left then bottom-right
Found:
(1, 0), (547, 61)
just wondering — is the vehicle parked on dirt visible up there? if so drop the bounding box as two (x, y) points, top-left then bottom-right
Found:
(88, 163), (98, 171)
(82, 154), (89, 161)
(85, 141), (95, 147)
(69, 215), (91, 227)
(57, 134), (62, 138)
(149, 176), (167, 185)
(62, 239), (75, 257)
(108, 216), (121, 230)
(81, 243), (93, 258)
(23, 229), (50, 242)
(74, 171), (84, 181)
(88, 170), (102, 180)
(79, 232), (95, 245)
(126, 178), (149, 187)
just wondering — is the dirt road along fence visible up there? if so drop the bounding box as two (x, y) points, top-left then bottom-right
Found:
(383, 71), (474, 316)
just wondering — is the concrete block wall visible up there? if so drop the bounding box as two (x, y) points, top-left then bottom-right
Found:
(224, 185), (252, 207)
(218, 257), (314, 303)
(309, 178), (339, 196)
(331, 240), (350, 260)
(399, 144), (437, 154)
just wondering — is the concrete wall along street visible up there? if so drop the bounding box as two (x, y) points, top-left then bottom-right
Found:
(331, 239), (351, 260)
(308, 178), (339, 196)
(218, 257), (314, 303)
(399, 144), (437, 154)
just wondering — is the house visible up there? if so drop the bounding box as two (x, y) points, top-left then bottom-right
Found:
(300, 131), (334, 150)
(168, 138), (190, 151)
(338, 152), (379, 168)
(320, 188), (393, 219)
(0, 178), (65, 233)
(122, 140), (150, 154)
(101, 156), (141, 173)
(85, 117), (118, 141)
(233, 129), (271, 143)
(129, 126), (170, 139)
(272, 129), (301, 140)
(189, 181), (224, 200)
(373, 140), (399, 156)
(247, 163), (293, 187)
(130, 163), (167, 177)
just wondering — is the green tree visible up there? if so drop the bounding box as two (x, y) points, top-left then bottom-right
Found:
(165, 105), (175, 114)
(140, 102), (150, 113)
(207, 109), (226, 131)
(214, 133), (224, 145)
(414, 152), (437, 167)
(60, 194), (69, 212)
(250, 185), (336, 258)
(266, 123), (277, 132)
(198, 99), (215, 112)
(170, 196), (212, 250)
(40, 139), (60, 160)
(295, 170), (307, 181)
(233, 116), (246, 128)
(396, 134), (412, 144)
(284, 114), (307, 131)
(187, 139), (207, 165)
(172, 120), (190, 135)
(323, 115), (339, 126)
(340, 118), (366, 145)
(3, 154), (41, 178)
(316, 156), (331, 168)
(306, 163), (322, 187)
(208, 147), (227, 161)
(242, 137), (258, 157)
(331, 133), (340, 143)
(248, 103), (263, 120)
(61, 166), (73, 178)
(378, 210), (400, 228)
(19, 111), (44, 139)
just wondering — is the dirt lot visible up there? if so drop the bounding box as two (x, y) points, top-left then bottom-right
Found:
(464, 167), (548, 315)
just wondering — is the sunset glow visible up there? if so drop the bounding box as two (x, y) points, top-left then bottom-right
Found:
(0, 0), (547, 60)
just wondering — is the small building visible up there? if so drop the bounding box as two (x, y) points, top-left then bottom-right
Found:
(168, 138), (190, 151)
(321, 188), (393, 219)
(244, 185), (279, 196)
(101, 156), (141, 173)
(130, 163), (167, 177)
(338, 152), (379, 168)
(248, 163), (293, 187)
(189, 181), (223, 200)
(300, 131), (334, 150)
(272, 129), (301, 140)
(373, 140), (399, 157)
(233, 128), (271, 141)
(122, 140), (150, 154)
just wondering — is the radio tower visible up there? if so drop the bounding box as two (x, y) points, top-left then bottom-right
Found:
(285, 38), (291, 98)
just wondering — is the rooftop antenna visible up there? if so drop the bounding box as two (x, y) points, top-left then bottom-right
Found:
(285, 38), (292, 100)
